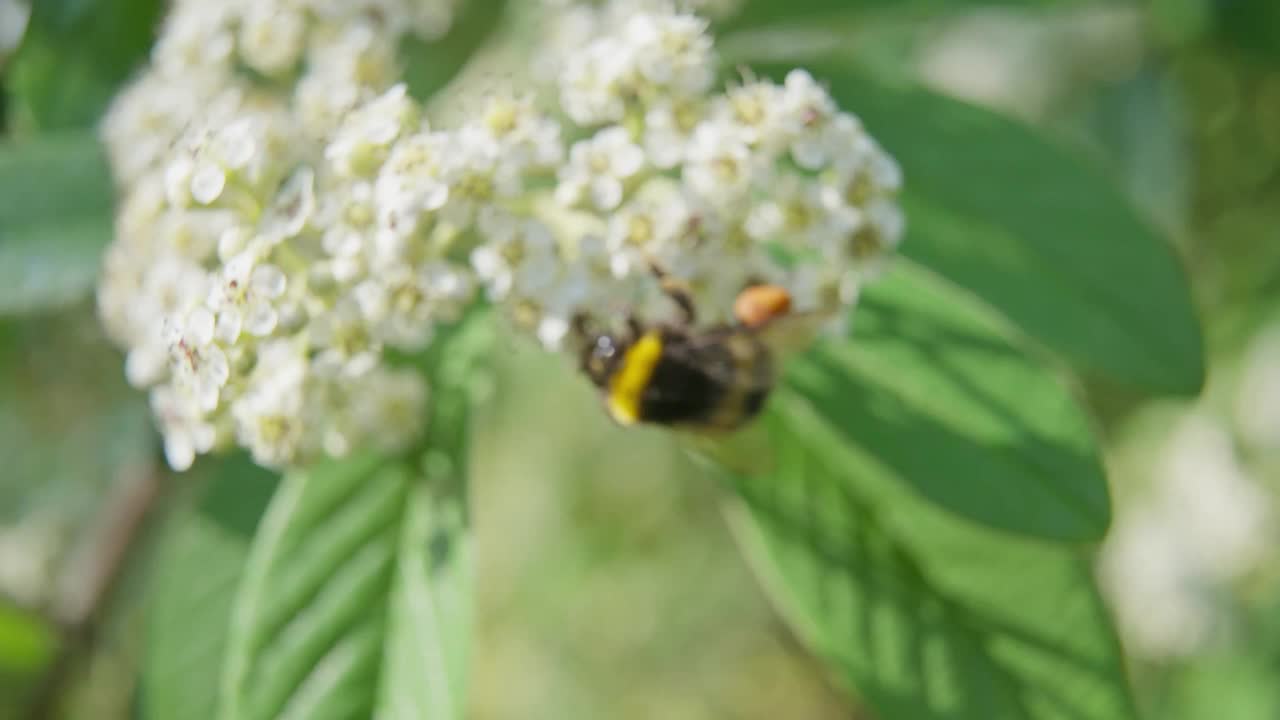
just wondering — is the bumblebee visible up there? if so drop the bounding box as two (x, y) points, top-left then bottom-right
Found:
(577, 266), (830, 432)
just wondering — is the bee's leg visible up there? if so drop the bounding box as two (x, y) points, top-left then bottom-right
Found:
(571, 311), (595, 339)
(647, 260), (697, 326)
(626, 314), (645, 342)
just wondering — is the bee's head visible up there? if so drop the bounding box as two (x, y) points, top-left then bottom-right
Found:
(580, 332), (624, 389)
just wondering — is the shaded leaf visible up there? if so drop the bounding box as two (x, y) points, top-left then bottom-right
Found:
(0, 132), (114, 316)
(734, 264), (1109, 541)
(719, 384), (1135, 720)
(747, 63), (1205, 396)
(219, 454), (408, 720)
(7, 0), (162, 130)
(401, 0), (510, 104)
(144, 455), (279, 720)
(720, 0), (1099, 34)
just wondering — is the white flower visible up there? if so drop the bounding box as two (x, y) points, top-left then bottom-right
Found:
(308, 297), (382, 378)
(556, 126), (646, 211)
(260, 167), (318, 243)
(779, 69), (843, 169)
(604, 183), (689, 278)
(325, 368), (429, 457)
(435, 125), (523, 229)
(1099, 507), (1215, 660)
(355, 261), (474, 350)
(683, 119), (761, 208)
(150, 384), (219, 471)
(162, 308), (230, 413)
(559, 41), (632, 126)
(98, 0), (904, 473)
(746, 172), (861, 253)
(232, 340), (309, 469)
(478, 94), (564, 169)
(1100, 412), (1276, 660)
(471, 212), (560, 301)
(208, 249), (289, 341)
(1234, 326), (1280, 451)
(375, 132), (449, 236)
(625, 8), (715, 96)
(0, 0), (31, 56)
(151, 4), (237, 75)
(326, 84), (421, 178)
(643, 98), (704, 169)
(239, 3), (308, 76)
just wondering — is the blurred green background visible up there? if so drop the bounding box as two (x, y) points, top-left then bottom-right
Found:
(3, 0), (1280, 718)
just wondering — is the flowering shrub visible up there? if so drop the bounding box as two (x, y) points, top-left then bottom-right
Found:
(97, 0), (903, 472)
(1, 1), (1226, 719)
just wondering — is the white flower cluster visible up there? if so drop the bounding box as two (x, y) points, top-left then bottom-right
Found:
(98, 0), (460, 471)
(98, 0), (904, 472)
(1100, 413), (1275, 659)
(0, 0), (30, 59)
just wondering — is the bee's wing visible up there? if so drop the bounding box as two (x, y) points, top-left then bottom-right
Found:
(651, 310), (841, 399)
(754, 307), (843, 362)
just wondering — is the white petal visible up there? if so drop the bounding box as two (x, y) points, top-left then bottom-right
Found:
(251, 264), (287, 298)
(125, 348), (166, 388)
(216, 309), (242, 344)
(245, 303), (279, 336)
(610, 142), (645, 177)
(164, 433), (196, 471)
(203, 346), (230, 386)
(591, 177), (623, 211)
(187, 308), (216, 346)
(190, 164), (227, 205)
(537, 315), (570, 350)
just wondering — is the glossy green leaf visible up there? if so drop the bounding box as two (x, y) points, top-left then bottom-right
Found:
(0, 132), (114, 316)
(218, 454), (404, 720)
(144, 456), (278, 720)
(7, 0), (162, 130)
(401, 0), (510, 104)
(717, 336), (1136, 718)
(217, 451), (472, 720)
(217, 308), (489, 720)
(756, 264), (1109, 541)
(720, 0), (1100, 33)
(748, 63), (1205, 396)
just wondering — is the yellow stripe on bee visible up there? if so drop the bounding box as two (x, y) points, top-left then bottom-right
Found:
(606, 331), (664, 425)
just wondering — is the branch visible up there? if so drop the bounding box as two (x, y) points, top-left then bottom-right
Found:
(23, 457), (167, 720)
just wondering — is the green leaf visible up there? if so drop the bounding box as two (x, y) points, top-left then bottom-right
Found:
(216, 309), (488, 720)
(748, 63), (1205, 396)
(0, 603), (57, 674)
(0, 132), (115, 316)
(401, 0), (510, 104)
(752, 264), (1109, 541)
(217, 452), (470, 720)
(144, 455), (279, 720)
(718, 362), (1136, 719)
(375, 316), (490, 719)
(7, 0), (162, 130)
(720, 0), (1100, 33)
